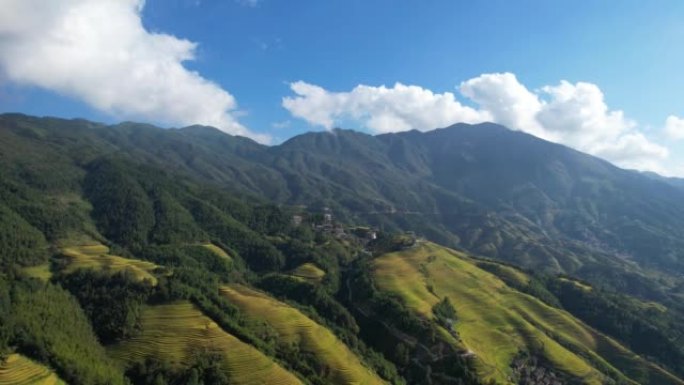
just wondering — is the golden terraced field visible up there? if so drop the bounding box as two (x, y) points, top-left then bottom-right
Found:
(220, 284), (387, 385)
(288, 262), (326, 284)
(107, 301), (303, 385)
(21, 264), (53, 282)
(60, 244), (159, 285)
(200, 243), (233, 262)
(372, 242), (683, 385)
(0, 354), (65, 385)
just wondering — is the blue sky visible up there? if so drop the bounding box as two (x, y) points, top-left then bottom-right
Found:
(1, 0), (684, 174)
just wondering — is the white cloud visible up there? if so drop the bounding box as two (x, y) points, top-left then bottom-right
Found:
(664, 115), (684, 140)
(460, 72), (544, 137)
(283, 81), (489, 133)
(592, 133), (669, 173)
(537, 81), (635, 147)
(283, 73), (671, 173)
(0, 0), (269, 142)
(462, 74), (668, 170)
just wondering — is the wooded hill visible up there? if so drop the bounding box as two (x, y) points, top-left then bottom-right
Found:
(1, 113), (684, 384)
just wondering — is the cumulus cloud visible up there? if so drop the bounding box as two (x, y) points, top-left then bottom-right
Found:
(593, 133), (669, 171)
(664, 115), (684, 140)
(536, 81), (634, 145)
(0, 0), (268, 142)
(283, 81), (489, 133)
(283, 73), (670, 173)
(460, 74), (668, 169)
(460, 72), (544, 137)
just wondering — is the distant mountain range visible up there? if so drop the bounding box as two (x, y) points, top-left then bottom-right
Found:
(3, 113), (683, 301)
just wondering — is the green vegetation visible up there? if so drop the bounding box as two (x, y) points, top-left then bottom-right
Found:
(108, 301), (303, 385)
(478, 262), (684, 379)
(84, 159), (156, 249)
(557, 276), (592, 291)
(201, 243), (233, 262)
(432, 297), (457, 326)
(125, 352), (230, 385)
(289, 262), (326, 284)
(272, 236), (348, 293)
(545, 276), (684, 378)
(0, 354), (66, 385)
(256, 274), (361, 338)
(371, 242), (682, 385)
(6, 113), (684, 300)
(2, 114), (684, 385)
(0, 276), (127, 385)
(475, 260), (530, 288)
(59, 270), (154, 343)
(21, 264), (53, 281)
(0, 204), (48, 267)
(59, 244), (160, 285)
(221, 284), (387, 385)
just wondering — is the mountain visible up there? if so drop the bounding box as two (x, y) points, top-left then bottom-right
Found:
(2, 113), (684, 384)
(3, 113), (684, 302)
(273, 125), (684, 288)
(357, 241), (683, 385)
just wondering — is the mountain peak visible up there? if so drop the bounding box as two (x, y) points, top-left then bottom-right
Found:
(178, 124), (227, 136)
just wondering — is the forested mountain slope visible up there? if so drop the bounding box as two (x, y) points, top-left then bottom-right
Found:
(363, 242), (682, 385)
(3, 113), (684, 301)
(2, 113), (684, 384)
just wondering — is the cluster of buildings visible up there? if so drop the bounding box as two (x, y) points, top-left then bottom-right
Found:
(291, 207), (378, 244)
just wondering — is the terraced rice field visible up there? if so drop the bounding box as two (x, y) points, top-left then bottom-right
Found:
(60, 244), (159, 285)
(372, 242), (682, 385)
(0, 354), (65, 385)
(21, 264), (53, 281)
(474, 260), (530, 287)
(108, 301), (302, 385)
(288, 262), (325, 284)
(558, 277), (593, 291)
(201, 243), (233, 262)
(220, 285), (386, 385)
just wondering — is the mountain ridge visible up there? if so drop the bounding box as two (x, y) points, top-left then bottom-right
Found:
(2, 112), (684, 384)
(3, 113), (684, 302)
